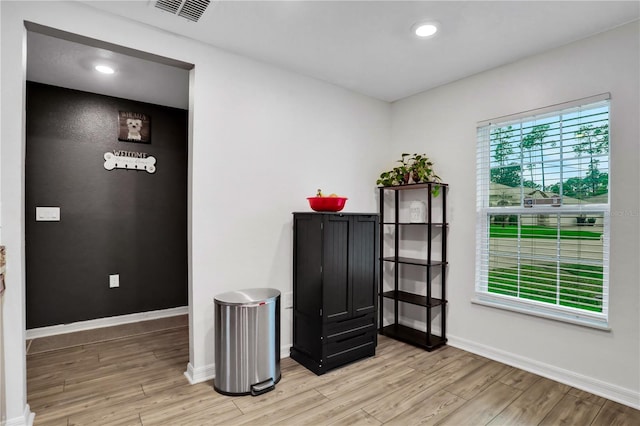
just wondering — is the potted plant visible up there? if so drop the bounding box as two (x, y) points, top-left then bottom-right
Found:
(409, 153), (438, 183)
(408, 153), (441, 196)
(377, 153), (442, 195)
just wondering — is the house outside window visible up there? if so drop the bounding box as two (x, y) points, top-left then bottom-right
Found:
(475, 94), (610, 329)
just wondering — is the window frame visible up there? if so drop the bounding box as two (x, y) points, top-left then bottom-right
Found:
(474, 94), (611, 330)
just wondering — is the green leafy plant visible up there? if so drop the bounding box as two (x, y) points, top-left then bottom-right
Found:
(376, 153), (410, 186)
(377, 153), (442, 195)
(409, 154), (435, 182)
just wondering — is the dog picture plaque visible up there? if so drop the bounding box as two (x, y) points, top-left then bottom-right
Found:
(118, 111), (151, 143)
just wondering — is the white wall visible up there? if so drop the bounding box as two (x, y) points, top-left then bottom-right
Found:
(0, 1), (390, 423)
(390, 21), (640, 407)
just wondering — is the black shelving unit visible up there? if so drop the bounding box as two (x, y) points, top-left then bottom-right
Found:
(378, 182), (448, 351)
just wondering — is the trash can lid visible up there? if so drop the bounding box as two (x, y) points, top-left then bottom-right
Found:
(214, 288), (281, 305)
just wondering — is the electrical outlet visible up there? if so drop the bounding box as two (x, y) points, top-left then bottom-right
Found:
(109, 274), (119, 288)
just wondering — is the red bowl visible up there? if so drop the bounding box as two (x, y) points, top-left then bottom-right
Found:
(307, 196), (348, 212)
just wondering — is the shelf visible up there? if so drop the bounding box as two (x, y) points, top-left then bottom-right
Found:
(382, 222), (448, 227)
(382, 256), (447, 267)
(379, 324), (446, 351)
(379, 182), (449, 191)
(378, 182), (448, 352)
(381, 290), (446, 308)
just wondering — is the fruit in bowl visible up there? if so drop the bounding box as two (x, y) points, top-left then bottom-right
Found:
(307, 189), (348, 212)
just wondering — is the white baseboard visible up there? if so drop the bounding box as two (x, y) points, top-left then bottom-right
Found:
(183, 344), (292, 385)
(447, 334), (640, 410)
(25, 306), (188, 340)
(3, 404), (34, 426)
(184, 362), (215, 385)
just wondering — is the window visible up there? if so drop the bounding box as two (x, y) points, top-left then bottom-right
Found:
(475, 94), (610, 329)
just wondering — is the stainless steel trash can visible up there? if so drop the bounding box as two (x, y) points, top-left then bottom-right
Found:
(214, 288), (281, 396)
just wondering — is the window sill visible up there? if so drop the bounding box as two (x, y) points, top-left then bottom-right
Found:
(471, 296), (610, 331)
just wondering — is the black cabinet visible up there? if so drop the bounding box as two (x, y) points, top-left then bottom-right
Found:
(378, 182), (448, 351)
(291, 212), (379, 375)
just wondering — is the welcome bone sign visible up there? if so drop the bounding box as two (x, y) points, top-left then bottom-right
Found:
(104, 150), (156, 173)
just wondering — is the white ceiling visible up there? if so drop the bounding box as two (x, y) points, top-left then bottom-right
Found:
(27, 29), (192, 109)
(27, 1), (640, 108)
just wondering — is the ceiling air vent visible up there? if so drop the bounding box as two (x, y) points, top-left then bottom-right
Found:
(155, 0), (211, 23)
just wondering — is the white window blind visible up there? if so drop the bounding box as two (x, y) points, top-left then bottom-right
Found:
(475, 94), (610, 329)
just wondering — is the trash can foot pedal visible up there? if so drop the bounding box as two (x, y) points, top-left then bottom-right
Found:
(251, 378), (275, 396)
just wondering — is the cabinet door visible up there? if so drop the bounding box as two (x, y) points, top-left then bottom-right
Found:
(293, 214), (323, 317)
(322, 215), (351, 322)
(293, 214), (323, 357)
(351, 215), (378, 315)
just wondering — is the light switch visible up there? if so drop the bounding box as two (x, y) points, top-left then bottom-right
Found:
(36, 207), (60, 221)
(109, 274), (119, 288)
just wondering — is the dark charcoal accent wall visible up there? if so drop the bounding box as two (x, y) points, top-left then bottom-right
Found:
(25, 82), (188, 329)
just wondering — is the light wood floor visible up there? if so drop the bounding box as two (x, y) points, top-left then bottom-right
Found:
(27, 323), (640, 426)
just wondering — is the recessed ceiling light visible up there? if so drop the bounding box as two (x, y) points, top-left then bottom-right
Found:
(95, 65), (115, 74)
(413, 22), (439, 38)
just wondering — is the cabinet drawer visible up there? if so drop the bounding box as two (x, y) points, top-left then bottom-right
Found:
(324, 314), (375, 342)
(325, 330), (376, 359)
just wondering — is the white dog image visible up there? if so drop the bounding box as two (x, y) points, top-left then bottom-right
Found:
(126, 118), (143, 140)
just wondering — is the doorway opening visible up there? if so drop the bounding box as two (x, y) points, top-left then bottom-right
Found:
(23, 22), (193, 411)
